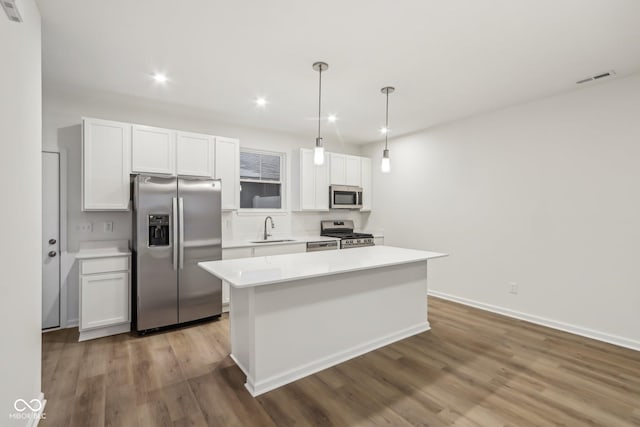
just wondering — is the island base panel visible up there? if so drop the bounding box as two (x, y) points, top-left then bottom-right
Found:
(229, 261), (430, 396)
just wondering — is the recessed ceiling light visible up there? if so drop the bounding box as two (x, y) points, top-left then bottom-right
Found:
(380, 127), (388, 134)
(152, 73), (168, 84)
(255, 97), (267, 107)
(328, 114), (337, 123)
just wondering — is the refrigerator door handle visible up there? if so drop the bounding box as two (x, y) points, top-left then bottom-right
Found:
(179, 197), (185, 270)
(172, 197), (178, 270)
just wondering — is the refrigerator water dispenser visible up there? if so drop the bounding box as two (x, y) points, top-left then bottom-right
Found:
(148, 214), (170, 247)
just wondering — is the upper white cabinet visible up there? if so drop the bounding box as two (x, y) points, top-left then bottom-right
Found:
(345, 156), (362, 186)
(293, 148), (329, 211)
(329, 153), (362, 186)
(329, 153), (347, 185)
(360, 157), (372, 211)
(82, 118), (240, 211)
(131, 125), (176, 175)
(176, 131), (214, 177)
(82, 118), (131, 211)
(215, 137), (240, 210)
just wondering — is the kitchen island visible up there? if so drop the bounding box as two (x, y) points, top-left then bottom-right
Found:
(198, 245), (447, 396)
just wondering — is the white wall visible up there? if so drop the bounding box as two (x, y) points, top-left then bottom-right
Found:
(363, 74), (640, 350)
(0, 0), (43, 424)
(42, 86), (366, 325)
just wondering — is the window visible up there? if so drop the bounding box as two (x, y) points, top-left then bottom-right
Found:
(240, 149), (284, 209)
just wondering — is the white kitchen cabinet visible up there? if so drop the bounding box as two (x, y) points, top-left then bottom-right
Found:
(360, 157), (372, 211)
(329, 153), (347, 185)
(294, 148), (329, 211)
(82, 118), (131, 211)
(215, 137), (240, 210)
(131, 125), (176, 175)
(346, 156), (362, 186)
(329, 153), (363, 186)
(78, 253), (131, 341)
(176, 131), (214, 177)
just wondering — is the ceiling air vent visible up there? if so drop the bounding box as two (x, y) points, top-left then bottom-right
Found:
(576, 70), (616, 85)
(1, 0), (22, 22)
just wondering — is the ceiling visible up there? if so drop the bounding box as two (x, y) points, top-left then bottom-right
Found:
(37, 0), (640, 143)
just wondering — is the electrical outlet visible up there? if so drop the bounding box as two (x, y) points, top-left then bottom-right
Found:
(104, 221), (113, 232)
(508, 282), (519, 295)
(76, 222), (92, 232)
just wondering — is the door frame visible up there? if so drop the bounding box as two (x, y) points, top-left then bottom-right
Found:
(42, 149), (69, 331)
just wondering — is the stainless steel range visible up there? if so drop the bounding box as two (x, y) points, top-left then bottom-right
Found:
(320, 220), (374, 249)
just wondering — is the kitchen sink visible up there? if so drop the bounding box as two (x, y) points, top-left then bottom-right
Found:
(250, 239), (297, 244)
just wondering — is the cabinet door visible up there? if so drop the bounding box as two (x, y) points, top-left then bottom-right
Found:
(300, 149), (316, 210)
(345, 156), (362, 186)
(82, 118), (131, 210)
(80, 272), (129, 330)
(132, 125), (176, 175)
(215, 137), (240, 210)
(176, 132), (214, 177)
(329, 153), (347, 185)
(360, 157), (372, 211)
(315, 156), (330, 210)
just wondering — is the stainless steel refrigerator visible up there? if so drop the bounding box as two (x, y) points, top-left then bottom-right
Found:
(133, 175), (222, 332)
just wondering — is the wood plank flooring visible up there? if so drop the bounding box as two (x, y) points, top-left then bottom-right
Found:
(41, 297), (640, 426)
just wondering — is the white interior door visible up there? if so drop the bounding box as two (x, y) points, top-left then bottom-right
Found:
(42, 152), (60, 329)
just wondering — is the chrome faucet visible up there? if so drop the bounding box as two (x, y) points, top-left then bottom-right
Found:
(264, 216), (275, 240)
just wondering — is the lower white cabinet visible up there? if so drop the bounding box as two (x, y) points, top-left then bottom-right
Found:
(78, 255), (131, 341)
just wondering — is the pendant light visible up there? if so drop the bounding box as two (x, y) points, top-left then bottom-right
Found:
(312, 61), (329, 165)
(380, 86), (394, 173)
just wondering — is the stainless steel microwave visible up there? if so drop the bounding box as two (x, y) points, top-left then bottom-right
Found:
(329, 185), (363, 209)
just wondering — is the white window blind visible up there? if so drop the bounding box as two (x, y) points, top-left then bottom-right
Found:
(240, 150), (284, 209)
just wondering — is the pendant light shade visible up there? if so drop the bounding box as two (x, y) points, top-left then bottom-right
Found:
(380, 86), (394, 173)
(381, 148), (391, 173)
(313, 62), (329, 165)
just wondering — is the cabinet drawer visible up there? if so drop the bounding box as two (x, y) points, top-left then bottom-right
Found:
(81, 256), (129, 274)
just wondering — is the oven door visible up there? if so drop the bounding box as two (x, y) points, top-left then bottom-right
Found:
(330, 185), (363, 209)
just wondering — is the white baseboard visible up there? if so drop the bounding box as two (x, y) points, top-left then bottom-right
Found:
(78, 323), (130, 342)
(428, 290), (640, 352)
(25, 392), (46, 427)
(244, 322), (431, 396)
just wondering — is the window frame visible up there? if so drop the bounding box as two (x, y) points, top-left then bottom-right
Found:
(238, 148), (287, 214)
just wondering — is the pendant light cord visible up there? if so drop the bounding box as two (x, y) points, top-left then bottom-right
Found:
(318, 67), (322, 139)
(384, 90), (389, 150)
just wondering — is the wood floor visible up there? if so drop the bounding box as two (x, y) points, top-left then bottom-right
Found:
(41, 297), (640, 426)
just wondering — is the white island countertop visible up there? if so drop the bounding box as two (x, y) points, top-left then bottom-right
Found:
(199, 245), (447, 288)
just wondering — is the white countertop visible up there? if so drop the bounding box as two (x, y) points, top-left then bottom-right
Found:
(199, 245), (447, 288)
(76, 240), (131, 259)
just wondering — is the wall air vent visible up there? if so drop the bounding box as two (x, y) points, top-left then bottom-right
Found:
(1, 0), (22, 22)
(576, 70), (616, 85)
